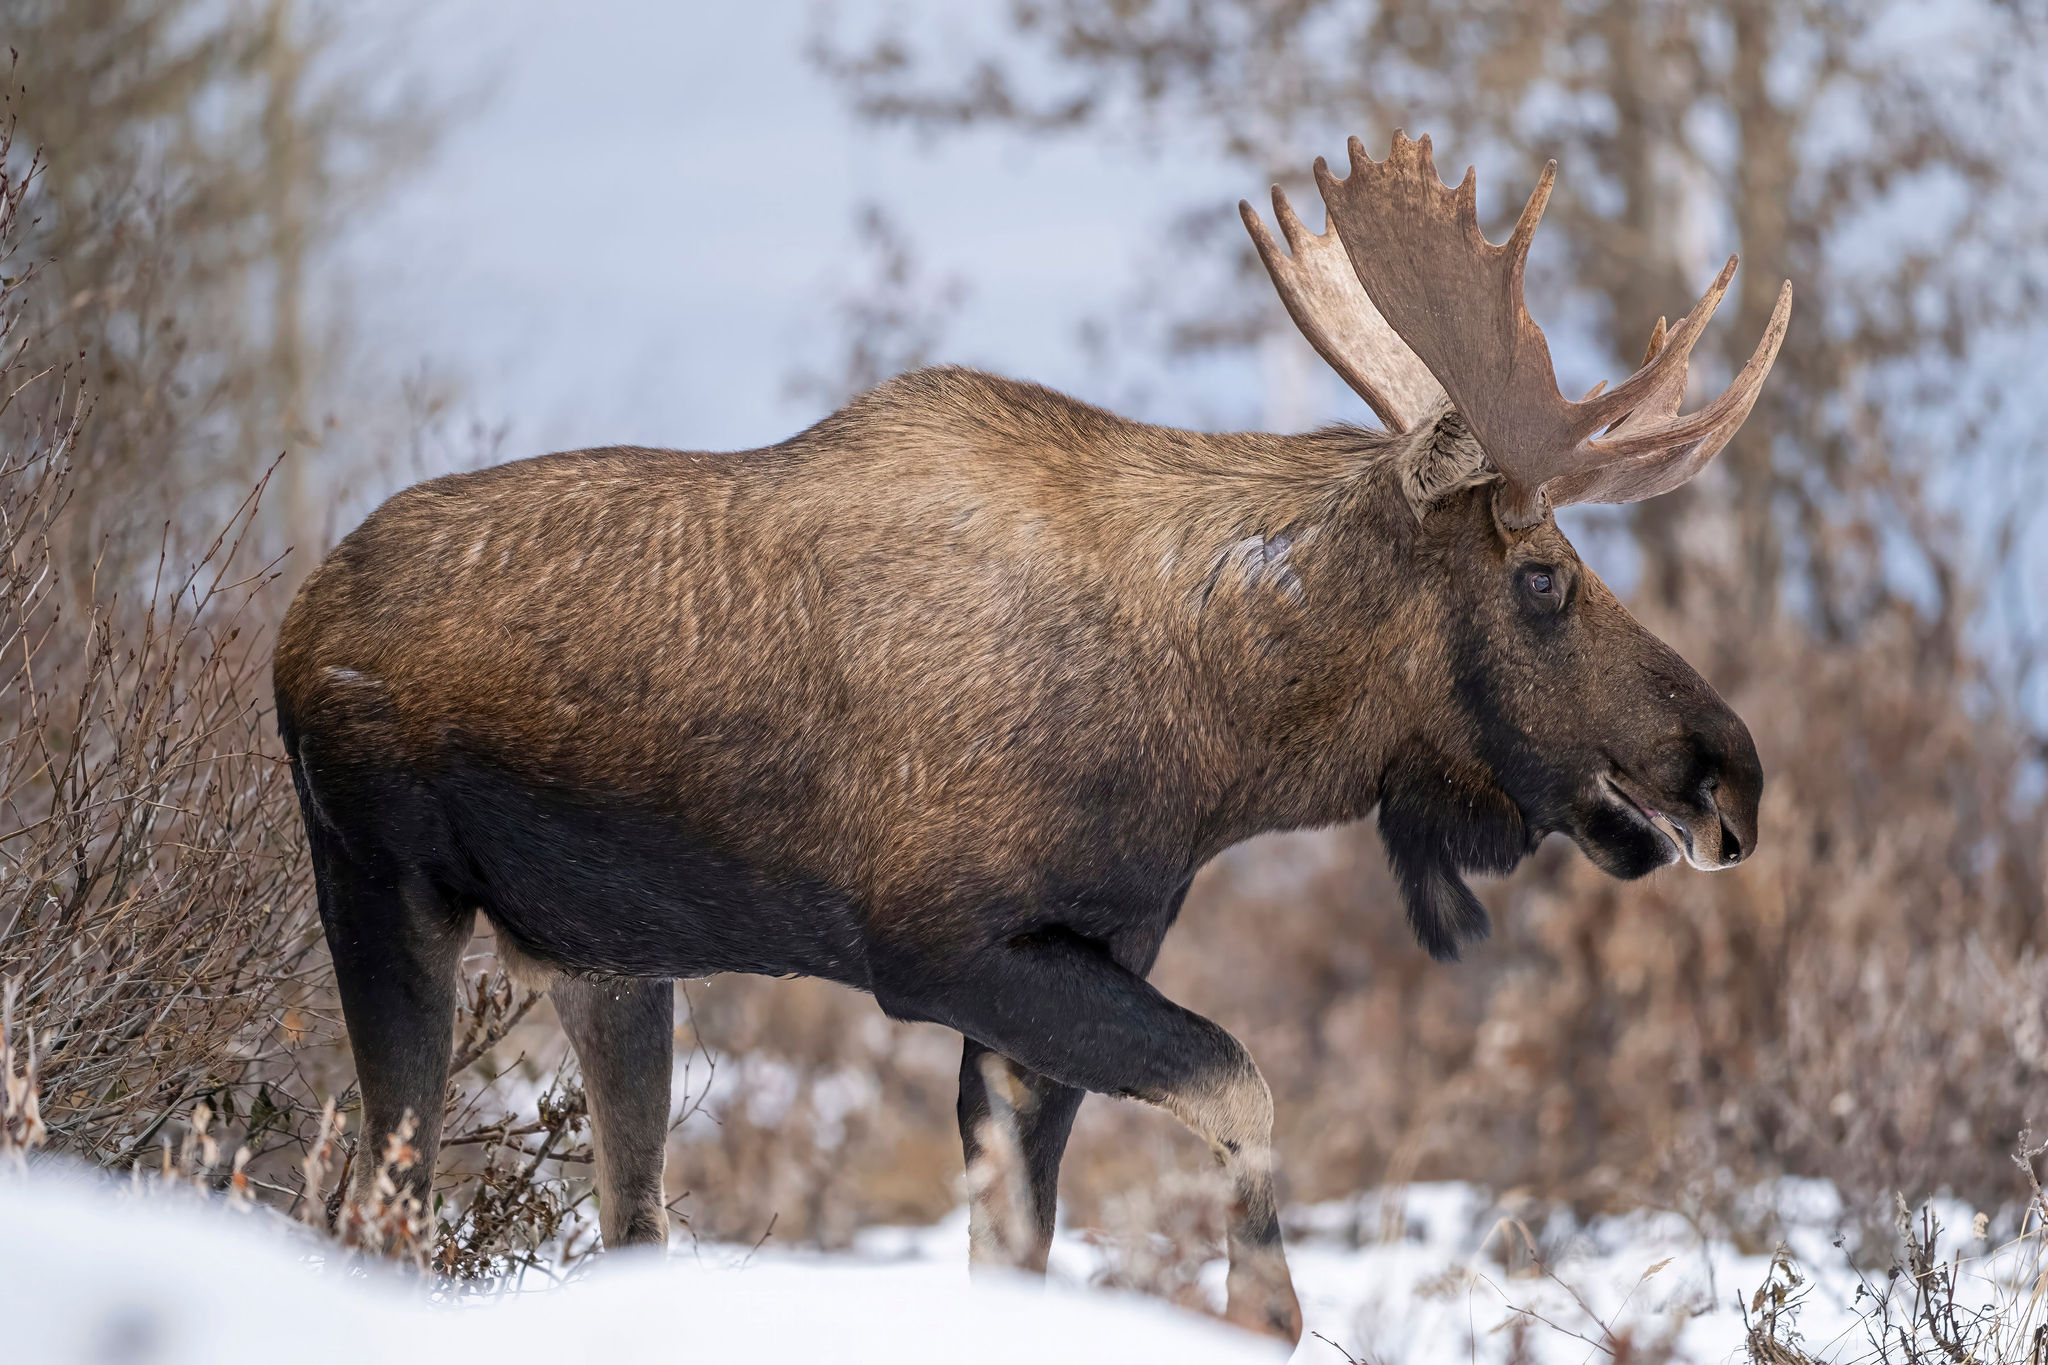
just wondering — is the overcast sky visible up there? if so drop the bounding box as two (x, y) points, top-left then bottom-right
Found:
(338, 0), (1287, 462)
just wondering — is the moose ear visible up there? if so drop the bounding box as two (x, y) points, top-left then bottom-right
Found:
(1394, 404), (1494, 519)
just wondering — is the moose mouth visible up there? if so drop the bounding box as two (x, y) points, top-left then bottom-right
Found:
(1597, 771), (1689, 865)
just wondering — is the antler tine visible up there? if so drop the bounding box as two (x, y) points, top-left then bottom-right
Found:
(1505, 157), (1556, 269)
(1312, 131), (1792, 527)
(1547, 279), (1793, 506)
(1240, 183), (1445, 432)
(1582, 256), (1737, 432)
(1641, 316), (1669, 365)
(1593, 318), (1685, 441)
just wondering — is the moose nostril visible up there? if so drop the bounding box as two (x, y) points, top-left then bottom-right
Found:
(1719, 816), (1742, 863)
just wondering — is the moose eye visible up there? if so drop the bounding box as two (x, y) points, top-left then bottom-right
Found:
(1520, 566), (1564, 611)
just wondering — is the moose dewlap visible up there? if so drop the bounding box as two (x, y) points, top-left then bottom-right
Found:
(275, 131), (1781, 1342)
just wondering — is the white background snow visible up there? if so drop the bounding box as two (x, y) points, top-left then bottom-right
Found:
(10, 1161), (2022, 1364)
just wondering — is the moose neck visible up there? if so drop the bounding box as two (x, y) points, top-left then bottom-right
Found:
(1104, 422), (1450, 859)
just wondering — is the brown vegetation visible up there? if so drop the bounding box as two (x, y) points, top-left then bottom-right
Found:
(0, 85), (593, 1282)
(0, 105), (321, 1173)
(2, 0), (441, 566)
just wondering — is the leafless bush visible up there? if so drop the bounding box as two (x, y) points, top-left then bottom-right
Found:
(0, 89), (327, 1178)
(0, 106), (599, 1286)
(1858, 1201), (2002, 1362)
(7, 4), (446, 567)
(664, 974), (962, 1247)
(1086, 1166), (1230, 1316)
(431, 1051), (597, 1286)
(1741, 1144), (2048, 1365)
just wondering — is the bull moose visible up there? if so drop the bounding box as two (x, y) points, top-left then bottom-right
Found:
(276, 133), (1786, 1341)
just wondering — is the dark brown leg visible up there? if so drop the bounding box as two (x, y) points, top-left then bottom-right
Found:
(308, 819), (467, 1214)
(552, 975), (674, 1248)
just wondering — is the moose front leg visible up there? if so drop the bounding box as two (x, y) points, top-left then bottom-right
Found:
(886, 927), (1302, 1344)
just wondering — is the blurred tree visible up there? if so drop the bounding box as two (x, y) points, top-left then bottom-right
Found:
(3, 0), (440, 570)
(813, 0), (2048, 663)
(785, 201), (969, 411)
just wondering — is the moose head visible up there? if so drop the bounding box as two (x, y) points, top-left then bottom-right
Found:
(1243, 132), (1786, 959)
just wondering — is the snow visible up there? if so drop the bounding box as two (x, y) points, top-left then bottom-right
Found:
(839, 1181), (2019, 1362)
(0, 1164), (1282, 1365)
(3, 1164), (2033, 1364)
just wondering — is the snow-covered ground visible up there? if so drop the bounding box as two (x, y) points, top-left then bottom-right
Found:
(4, 1164), (2037, 1364)
(861, 1181), (1881, 1363)
(1, 1164), (1281, 1364)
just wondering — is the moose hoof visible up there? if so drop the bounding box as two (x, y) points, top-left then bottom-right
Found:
(1224, 1271), (1303, 1345)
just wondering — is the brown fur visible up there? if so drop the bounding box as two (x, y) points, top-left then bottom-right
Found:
(279, 368), (1459, 948)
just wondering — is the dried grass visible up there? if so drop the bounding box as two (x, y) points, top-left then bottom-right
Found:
(2, 976), (47, 1165)
(1739, 1139), (2048, 1364)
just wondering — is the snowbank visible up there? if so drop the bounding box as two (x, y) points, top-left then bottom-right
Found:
(7, 1164), (2029, 1363)
(0, 1166), (1283, 1365)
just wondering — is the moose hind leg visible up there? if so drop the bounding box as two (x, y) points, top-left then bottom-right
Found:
(957, 1040), (1085, 1272)
(552, 975), (674, 1248)
(887, 928), (1301, 1343)
(308, 823), (467, 1214)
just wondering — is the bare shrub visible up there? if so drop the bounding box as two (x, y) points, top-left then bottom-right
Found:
(6, 4), (445, 565)
(1086, 1167), (1230, 1316)
(0, 94), (327, 1176)
(1740, 1143), (2048, 1364)
(0, 107), (598, 1286)
(430, 1052), (596, 1286)
(665, 974), (962, 1247)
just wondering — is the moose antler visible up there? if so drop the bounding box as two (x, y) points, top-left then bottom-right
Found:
(1239, 186), (1445, 432)
(1248, 131), (1793, 528)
